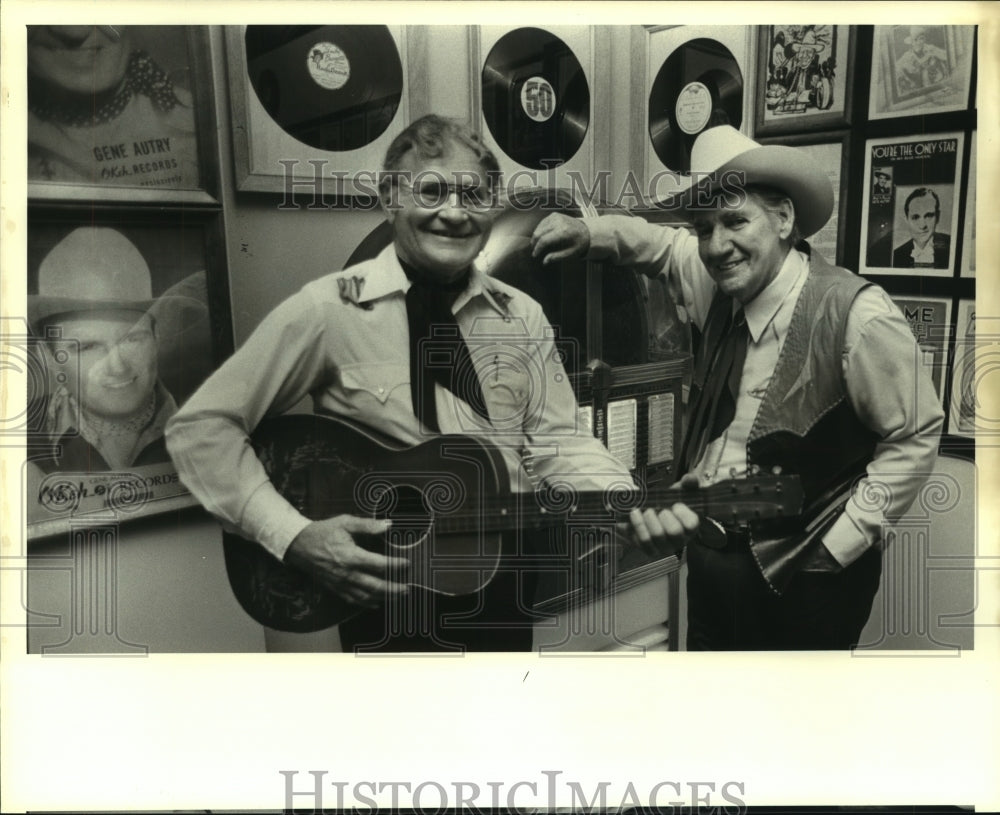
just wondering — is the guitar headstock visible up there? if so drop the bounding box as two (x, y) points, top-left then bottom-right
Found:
(700, 474), (804, 525)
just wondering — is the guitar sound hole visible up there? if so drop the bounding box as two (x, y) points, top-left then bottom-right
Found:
(373, 484), (433, 550)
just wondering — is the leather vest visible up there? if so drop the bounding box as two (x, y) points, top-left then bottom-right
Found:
(696, 248), (877, 593)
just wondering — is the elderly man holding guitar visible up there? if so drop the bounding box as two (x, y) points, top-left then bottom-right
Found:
(166, 115), (800, 652)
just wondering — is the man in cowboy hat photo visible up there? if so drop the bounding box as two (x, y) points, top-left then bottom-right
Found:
(531, 124), (944, 651)
(28, 226), (197, 473)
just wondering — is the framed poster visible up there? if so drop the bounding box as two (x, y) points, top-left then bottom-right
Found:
(759, 131), (849, 265)
(226, 25), (411, 197)
(890, 296), (953, 400)
(755, 24), (854, 136)
(27, 25), (218, 204)
(860, 131), (964, 277)
(24, 212), (228, 539)
(948, 299), (976, 437)
(869, 25), (975, 120)
(962, 130), (977, 277)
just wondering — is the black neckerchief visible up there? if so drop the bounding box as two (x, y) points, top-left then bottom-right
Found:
(400, 257), (490, 432)
(29, 50), (182, 127)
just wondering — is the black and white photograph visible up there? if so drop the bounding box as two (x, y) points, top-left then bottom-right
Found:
(868, 24), (976, 120)
(27, 25), (203, 191)
(1, 8), (996, 815)
(860, 132), (965, 276)
(24, 217), (220, 538)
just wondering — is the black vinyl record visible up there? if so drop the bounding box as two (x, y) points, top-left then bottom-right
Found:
(244, 25), (403, 152)
(648, 38), (743, 173)
(482, 27), (589, 170)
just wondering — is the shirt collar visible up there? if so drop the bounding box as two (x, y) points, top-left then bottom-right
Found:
(355, 244), (511, 317)
(49, 381), (177, 445)
(742, 248), (808, 342)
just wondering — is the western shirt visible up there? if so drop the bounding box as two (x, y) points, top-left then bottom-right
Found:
(165, 245), (634, 560)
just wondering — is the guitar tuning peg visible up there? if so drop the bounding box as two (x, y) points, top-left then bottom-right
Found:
(749, 464), (761, 477)
(729, 467), (739, 479)
(771, 465), (783, 475)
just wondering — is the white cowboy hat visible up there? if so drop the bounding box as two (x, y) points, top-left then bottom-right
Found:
(678, 125), (834, 238)
(29, 226), (203, 330)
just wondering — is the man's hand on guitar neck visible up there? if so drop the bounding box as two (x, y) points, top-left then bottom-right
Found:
(285, 516), (410, 608)
(623, 474), (702, 559)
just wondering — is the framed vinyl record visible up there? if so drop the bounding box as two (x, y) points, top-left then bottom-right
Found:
(640, 25), (752, 206)
(475, 25), (604, 196)
(226, 25), (410, 197)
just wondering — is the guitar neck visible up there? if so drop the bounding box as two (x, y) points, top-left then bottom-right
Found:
(433, 476), (802, 535)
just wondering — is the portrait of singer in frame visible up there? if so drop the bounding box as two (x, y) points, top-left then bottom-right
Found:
(27, 25), (200, 189)
(892, 187), (952, 270)
(28, 225), (211, 476)
(166, 114), (691, 654)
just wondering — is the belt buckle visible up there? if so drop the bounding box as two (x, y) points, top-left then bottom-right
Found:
(699, 517), (729, 550)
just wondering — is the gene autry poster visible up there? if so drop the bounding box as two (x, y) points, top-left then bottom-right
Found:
(861, 131), (964, 276)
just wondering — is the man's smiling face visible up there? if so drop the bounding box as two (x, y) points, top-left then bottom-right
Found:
(386, 141), (494, 284)
(690, 193), (792, 305)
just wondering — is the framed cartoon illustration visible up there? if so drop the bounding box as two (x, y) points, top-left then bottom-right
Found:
(754, 24), (854, 136)
(859, 132), (965, 277)
(868, 25), (975, 120)
(759, 131), (850, 265)
(24, 210), (231, 540)
(27, 25), (219, 204)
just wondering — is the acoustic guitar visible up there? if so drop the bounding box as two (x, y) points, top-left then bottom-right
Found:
(222, 414), (804, 632)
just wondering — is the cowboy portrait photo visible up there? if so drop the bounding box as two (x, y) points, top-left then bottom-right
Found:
(25, 219), (213, 534)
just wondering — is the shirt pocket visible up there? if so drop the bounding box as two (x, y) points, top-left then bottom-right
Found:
(338, 363), (410, 405)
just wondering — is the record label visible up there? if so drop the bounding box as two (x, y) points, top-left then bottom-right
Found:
(482, 27), (590, 170)
(307, 42), (350, 90)
(521, 77), (556, 122)
(675, 81), (712, 134)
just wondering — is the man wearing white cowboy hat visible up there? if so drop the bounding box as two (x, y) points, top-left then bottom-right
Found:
(531, 125), (944, 650)
(895, 25), (949, 91)
(29, 226), (197, 472)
